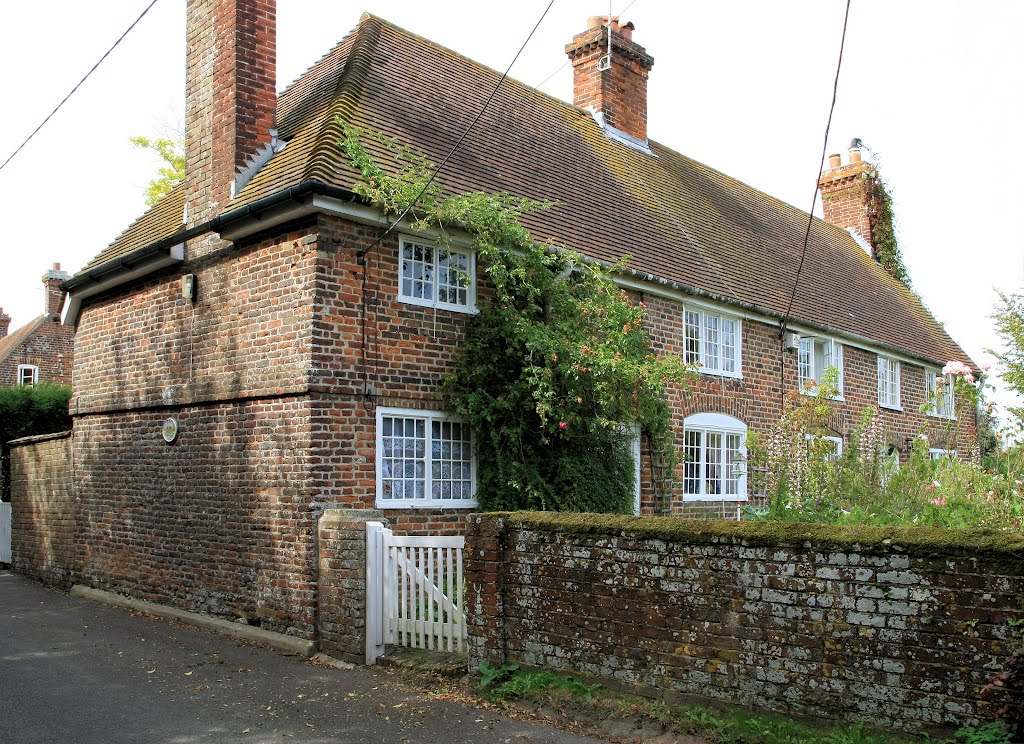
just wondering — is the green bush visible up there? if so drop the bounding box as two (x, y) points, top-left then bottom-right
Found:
(0, 383), (72, 500)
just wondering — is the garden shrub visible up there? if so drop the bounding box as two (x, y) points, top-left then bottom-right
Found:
(0, 383), (72, 500)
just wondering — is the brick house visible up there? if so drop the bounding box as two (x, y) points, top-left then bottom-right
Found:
(58, 2), (977, 638)
(0, 263), (73, 387)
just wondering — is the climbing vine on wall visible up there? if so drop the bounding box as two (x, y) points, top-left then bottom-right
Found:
(864, 170), (912, 288)
(341, 122), (695, 513)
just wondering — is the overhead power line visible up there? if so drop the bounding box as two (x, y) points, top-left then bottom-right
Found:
(780, 0), (853, 335)
(0, 0), (161, 175)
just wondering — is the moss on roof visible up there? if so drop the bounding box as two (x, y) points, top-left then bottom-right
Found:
(83, 13), (974, 369)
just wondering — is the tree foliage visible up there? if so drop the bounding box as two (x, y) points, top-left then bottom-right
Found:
(342, 122), (695, 513)
(993, 290), (1024, 420)
(131, 134), (186, 206)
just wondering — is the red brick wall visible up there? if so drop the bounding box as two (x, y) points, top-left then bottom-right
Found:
(73, 399), (317, 636)
(466, 513), (1024, 734)
(70, 225), (323, 635)
(72, 223), (317, 415)
(10, 431), (75, 586)
(307, 215), (474, 535)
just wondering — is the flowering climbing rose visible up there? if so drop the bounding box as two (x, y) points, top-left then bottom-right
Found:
(941, 360), (975, 384)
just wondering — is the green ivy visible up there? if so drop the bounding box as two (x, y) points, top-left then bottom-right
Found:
(863, 170), (911, 287)
(341, 123), (695, 513)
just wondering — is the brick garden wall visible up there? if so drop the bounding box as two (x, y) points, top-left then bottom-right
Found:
(9, 431), (75, 586)
(465, 512), (1024, 734)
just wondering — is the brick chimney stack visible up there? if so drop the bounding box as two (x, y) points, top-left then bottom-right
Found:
(566, 15), (654, 144)
(185, 0), (277, 227)
(0, 307), (10, 338)
(818, 145), (876, 252)
(43, 262), (70, 319)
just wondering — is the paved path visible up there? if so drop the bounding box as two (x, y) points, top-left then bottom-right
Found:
(0, 572), (609, 744)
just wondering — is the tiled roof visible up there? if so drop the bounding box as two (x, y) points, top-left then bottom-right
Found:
(84, 13), (973, 368)
(0, 317), (47, 368)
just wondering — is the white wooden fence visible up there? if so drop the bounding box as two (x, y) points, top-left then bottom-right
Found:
(365, 522), (466, 664)
(0, 502), (12, 564)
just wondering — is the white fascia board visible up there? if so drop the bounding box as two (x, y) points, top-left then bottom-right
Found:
(63, 244), (185, 326)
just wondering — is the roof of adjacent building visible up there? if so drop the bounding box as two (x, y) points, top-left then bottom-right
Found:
(84, 13), (974, 369)
(0, 317), (48, 368)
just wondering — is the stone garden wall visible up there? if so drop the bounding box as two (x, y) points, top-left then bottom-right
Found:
(465, 512), (1024, 733)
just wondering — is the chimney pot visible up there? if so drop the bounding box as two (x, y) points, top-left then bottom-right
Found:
(52, 262), (61, 271)
(849, 147), (862, 164)
(828, 153), (842, 169)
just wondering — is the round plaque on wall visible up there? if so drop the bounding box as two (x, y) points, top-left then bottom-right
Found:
(162, 417), (179, 444)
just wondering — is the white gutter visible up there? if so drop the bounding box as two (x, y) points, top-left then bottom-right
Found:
(63, 244), (184, 326)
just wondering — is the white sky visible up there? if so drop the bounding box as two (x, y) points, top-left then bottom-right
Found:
(1, 1), (1021, 409)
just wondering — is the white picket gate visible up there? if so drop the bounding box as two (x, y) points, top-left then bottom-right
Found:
(0, 502), (11, 564)
(365, 522), (466, 664)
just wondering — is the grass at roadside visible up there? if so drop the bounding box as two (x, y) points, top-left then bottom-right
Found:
(474, 662), (1014, 744)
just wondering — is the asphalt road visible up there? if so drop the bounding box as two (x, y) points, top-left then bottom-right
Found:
(0, 571), (609, 744)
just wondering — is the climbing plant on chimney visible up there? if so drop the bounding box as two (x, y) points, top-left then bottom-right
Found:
(864, 170), (912, 288)
(342, 122), (695, 513)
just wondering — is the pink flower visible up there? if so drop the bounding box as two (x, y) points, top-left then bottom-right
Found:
(980, 362), (992, 372)
(930, 497), (947, 506)
(559, 421), (567, 430)
(638, 301), (648, 308)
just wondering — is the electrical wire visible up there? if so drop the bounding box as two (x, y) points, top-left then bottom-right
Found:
(0, 0), (161, 175)
(778, 0), (852, 405)
(780, 0), (852, 335)
(355, 0), (556, 262)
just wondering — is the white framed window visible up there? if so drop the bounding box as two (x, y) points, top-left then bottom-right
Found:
(806, 433), (843, 461)
(877, 356), (901, 410)
(797, 336), (843, 398)
(398, 238), (475, 312)
(682, 413), (747, 501)
(929, 448), (957, 461)
(925, 370), (955, 419)
(683, 307), (741, 378)
(17, 364), (39, 387)
(376, 407), (476, 508)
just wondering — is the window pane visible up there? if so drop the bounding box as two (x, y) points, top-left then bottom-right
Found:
(798, 338), (813, 384)
(401, 242), (434, 300)
(704, 315), (720, 371)
(705, 432), (722, 495)
(684, 311), (701, 365)
(683, 430), (701, 494)
(437, 250), (470, 306)
(721, 319), (736, 373)
(724, 433), (742, 495)
(381, 416), (425, 501)
(432, 418), (472, 501)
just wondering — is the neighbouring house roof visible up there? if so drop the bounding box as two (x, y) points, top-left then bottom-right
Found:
(81, 13), (974, 369)
(0, 317), (48, 369)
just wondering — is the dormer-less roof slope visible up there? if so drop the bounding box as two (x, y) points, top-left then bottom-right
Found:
(83, 13), (973, 369)
(0, 317), (48, 369)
